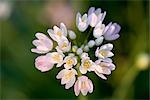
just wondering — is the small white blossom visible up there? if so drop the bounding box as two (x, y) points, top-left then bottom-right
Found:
(79, 56), (96, 74)
(88, 7), (106, 27)
(94, 59), (115, 80)
(31, 33), (53, 54)
(72, 45), (78, 52)
(76, 12), (89, 32)
(56, 36), (71, 52)
(88, 40), (95, 48)
(56, 68), (77, 89)
(93, 21), (105, 38)
(74, 76), (93, 96)
(68, 30), (76, 40)
(95, 43), (114, 59)
(48, 23), (67, 42)
(63, 53), (77, 69)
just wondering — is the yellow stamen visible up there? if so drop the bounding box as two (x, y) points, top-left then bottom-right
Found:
(83, 60), (91, 69)
(66, 59), (74, 65)
(65, 71), (73, 80)
(99, 50), (108, 57)
(52, 54), (61, 62)
(56, 31), (62, 37)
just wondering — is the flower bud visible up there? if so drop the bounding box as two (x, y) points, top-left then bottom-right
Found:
(77, 48), (83, 55)
(88, 40), (95, 48)
(68, 30), (76, 40)
(95, 36), (104, 46)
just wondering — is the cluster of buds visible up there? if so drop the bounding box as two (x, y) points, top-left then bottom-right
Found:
(31, 7), (121, 96)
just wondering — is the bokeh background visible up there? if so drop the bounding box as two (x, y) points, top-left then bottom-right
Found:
(1, 0), (149, 100)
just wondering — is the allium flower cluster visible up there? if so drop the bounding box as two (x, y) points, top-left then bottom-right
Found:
(31, 7), (121, 96)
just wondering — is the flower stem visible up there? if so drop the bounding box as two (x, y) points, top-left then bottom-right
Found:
(83, 27), (93, 45)
(78, 94), (88, 100)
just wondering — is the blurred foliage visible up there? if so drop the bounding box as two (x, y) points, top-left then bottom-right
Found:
(0, 0), (149, 100)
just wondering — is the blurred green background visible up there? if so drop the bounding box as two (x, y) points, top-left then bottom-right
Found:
(1, 0), (149, 100)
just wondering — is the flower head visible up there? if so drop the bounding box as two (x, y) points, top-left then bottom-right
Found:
(74, 76), (93, 96)
(31, 7), (121, 96)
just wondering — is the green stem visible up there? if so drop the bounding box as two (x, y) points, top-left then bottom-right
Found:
(78, 94), (88, 100)
(83, 27), (93, 45)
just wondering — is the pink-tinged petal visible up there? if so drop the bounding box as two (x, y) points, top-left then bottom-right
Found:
(101, 67), (111, 75)
(95, 8), (101, 15)
(79, 66), (87, 74)
(74, 80), (80, 96)
(35, 33), (47, 40)
(88, 79), (93, 93)
(35, 55), (54, 72)
(61, 77), (68, 85)
(88, 7), (95, 16)
(56, 69), (66, 79)
(100, 43), (113, 51)
(81, 89), (88, 96)
(95, 70), (107, 80)
(65, 76), (75, 89)
(32, 40), (41, 46)
(31, 48), (46, 54)
(60, 23), (67, 36)
(89, 13), (97, 27)
(106, 51), (114, 57)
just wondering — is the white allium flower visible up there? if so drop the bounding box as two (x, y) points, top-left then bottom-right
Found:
(88, 40), (95, 48)
(88, 7), (106, 27)
(94, 59), (115, 80)
(31, 33), (53, 54)
(46, 52), (64, 67)
(56, 68), (77, 89)
(93, 21), (105, 38)
(63, 53), (77, 69)
(76, 12), (89, 32)
(95, 36), (104, 46)
(57, 36), (71, 52)
(74, 76), (93, 96)
(68, 30), (76, 40)
(48, 23), (67, 42)
(79, 56), (96, 74)
(76, 48), (83, 55)
(32, 7), (121, 96)
(95, 43), (114, 59)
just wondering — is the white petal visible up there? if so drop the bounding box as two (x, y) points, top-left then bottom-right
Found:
(106, 51), (114, 57)
(31, 48), (46, 54)
(56, 69), (66, 79)
(88, 7), (95, 16)
(76, 12), (81, 27)
(100, 43), (113, 51)
(95, 71), (107, 80)
(60, 23), (67, 37)
(74, 80), (80, 96)
(79, 66), (87, 74)
(88, 79), (93, 93)
(88, 13), (97, 27)
(65, 76), (76, 89)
